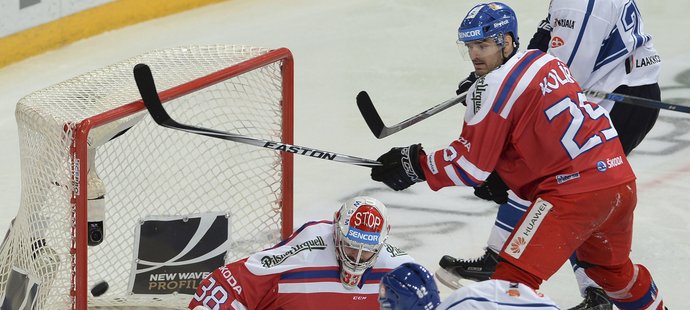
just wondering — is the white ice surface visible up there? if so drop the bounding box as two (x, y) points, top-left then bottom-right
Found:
(1, 0), (689, 307)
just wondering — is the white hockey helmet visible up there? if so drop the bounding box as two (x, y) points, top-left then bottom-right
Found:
(333, 196), (390, 289)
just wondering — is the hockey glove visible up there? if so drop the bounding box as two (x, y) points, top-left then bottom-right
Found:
(473, 171), (509, 204)
(527, 17), (552, 52)
(456, 72), (478, 106)
(371, 144), (425, 191)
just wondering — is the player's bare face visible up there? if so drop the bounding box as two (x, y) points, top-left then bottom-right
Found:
(464, 39), (503, 76)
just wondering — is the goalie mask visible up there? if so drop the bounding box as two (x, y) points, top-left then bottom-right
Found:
(334, 196), (390, 289)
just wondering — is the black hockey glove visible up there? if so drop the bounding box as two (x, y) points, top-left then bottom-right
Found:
(473, 171), (509, 204)
(527, 17), (553, 52)
(456, 72), (478, 106)
(371, 144), (426, 191)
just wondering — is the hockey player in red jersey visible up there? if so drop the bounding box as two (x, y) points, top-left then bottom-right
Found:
(440, 1), (662, 308)
(369, 2), (664, 309)
(188, 196), (413, 310)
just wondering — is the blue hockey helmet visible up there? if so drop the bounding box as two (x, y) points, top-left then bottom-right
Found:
(379, 263), (441, 310)
(457, 2), (519, 47)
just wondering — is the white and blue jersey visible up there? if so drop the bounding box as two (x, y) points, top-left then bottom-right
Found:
(547, 0), (660, 111)
(437, 280), (560, 309)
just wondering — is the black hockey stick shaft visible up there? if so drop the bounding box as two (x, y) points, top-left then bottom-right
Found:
(133, 63), (381, 168)
(582, 89), (690, 114)
(357, 87), (689, 140)
(356, 91), (466, 139)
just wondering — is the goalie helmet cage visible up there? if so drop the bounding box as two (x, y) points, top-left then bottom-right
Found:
(0, 45), (294, 309)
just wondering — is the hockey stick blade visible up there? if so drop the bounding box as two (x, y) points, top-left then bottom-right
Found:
(584, 89), (690, 114)
(133, 63), (381, 168)
(356, 91), (387, 138)
(133, 63), (175, 126)
(356, 91), (466, 139)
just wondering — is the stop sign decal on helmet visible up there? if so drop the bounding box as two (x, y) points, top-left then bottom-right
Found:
(346, 205), (384, 245)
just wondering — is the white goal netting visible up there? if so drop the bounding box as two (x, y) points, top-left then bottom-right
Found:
(0, 45), (294, 309)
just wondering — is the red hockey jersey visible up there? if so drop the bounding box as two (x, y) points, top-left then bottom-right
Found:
(421, 50), (635, 201)
(188, 220), (413, 310)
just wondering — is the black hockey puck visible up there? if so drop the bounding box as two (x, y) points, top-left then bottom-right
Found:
(91, 281), (109, 297)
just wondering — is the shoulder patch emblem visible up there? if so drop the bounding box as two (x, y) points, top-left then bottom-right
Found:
(550, 36), (565, 48)
(384, 244), (407, 257)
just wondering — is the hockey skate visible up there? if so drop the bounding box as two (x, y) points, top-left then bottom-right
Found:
(568, 287), (612, 310)
(435, 248), (501, 289)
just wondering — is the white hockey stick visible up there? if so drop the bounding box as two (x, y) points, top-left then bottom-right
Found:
(133, 63), (381, 168)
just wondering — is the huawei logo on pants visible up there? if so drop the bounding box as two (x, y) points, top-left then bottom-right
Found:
(510, 237), (526, 254)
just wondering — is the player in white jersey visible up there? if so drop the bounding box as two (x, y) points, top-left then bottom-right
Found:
(188, 196), (413, 310)
(439, 1), (661, 308)
(370, 2), (665, 309)
(379, 262), (560, 310)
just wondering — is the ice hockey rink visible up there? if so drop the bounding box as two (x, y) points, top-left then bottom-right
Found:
(1, 0), (689, 307)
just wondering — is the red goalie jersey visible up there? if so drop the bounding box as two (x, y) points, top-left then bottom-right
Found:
(421, 50), (635, 201)
(188, 221), (413, 310)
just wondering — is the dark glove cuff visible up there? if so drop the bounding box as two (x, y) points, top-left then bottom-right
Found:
(456, 72), (479, 97)
(473, 171), (509, 204)
(486, 171), (508, 192)
(401, 144), (425, 182)
(527, 18), (552, 52)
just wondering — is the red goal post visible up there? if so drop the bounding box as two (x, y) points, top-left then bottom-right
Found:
(1, 45), (294, 309)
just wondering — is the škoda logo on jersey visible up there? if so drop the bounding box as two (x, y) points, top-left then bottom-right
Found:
(345, 205), (384, 245)
(596, 156), (624, 172)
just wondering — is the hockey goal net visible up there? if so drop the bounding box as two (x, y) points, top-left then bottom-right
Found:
(0, 45), (294, 309)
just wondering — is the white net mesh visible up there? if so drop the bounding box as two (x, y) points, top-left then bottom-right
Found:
(0, 45), (291, 309)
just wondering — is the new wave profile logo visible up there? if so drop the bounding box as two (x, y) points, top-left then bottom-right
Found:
(130, 214), (229, 295)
